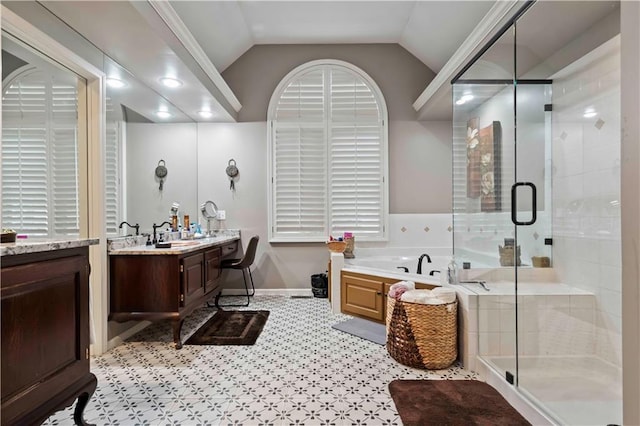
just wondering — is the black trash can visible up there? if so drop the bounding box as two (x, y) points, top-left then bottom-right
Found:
(311, 273), (328, 298)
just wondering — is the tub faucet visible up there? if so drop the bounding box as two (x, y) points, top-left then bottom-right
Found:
(152, 221), (172, 244)
(416, 253), (432, 274)
(118, 221), (139, 235)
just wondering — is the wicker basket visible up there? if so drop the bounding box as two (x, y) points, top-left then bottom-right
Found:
(386, 297), (457, 369)
(326, 241), (347, 253)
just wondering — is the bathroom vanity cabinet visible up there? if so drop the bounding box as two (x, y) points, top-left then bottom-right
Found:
(109, 238), (238, 348)
(1, 244), (97, 426)
(341, 271), (434, 323)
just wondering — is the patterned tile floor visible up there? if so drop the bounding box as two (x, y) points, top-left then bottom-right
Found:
(44, 295), (477, 425)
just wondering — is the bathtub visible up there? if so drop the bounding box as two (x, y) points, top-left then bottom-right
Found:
(341, 248), (451, 286)
(330, 249), (448, 313)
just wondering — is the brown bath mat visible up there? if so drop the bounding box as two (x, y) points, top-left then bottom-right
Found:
(389, 380), (530, 426)
(185, 310), (269, 345)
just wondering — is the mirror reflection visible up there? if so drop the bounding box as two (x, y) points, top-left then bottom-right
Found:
(103, 55), (198, 238)
(1, 32), (84, 238)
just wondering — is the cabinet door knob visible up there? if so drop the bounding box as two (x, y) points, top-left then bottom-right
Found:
(377, 292), (382, 296)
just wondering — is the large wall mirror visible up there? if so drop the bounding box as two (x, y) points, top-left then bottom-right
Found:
(1, 31), (86, 238)
(1, 0), (200, 238)
(103, 56), (197, 237)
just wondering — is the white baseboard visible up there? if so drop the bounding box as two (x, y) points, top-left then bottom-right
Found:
(221, 288), (313, 297)
(107, 321), (152, 351)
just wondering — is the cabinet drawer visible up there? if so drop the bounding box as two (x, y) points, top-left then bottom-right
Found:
(205, 248), (222, 293)
(221, 241), (238, 257)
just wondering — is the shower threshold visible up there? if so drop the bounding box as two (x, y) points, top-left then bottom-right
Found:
(483, 355), (622, 426)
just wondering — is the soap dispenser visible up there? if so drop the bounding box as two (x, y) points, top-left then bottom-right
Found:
(446, 258), (459, 285)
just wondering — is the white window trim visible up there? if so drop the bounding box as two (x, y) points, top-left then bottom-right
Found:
(267, 59), (389, 243)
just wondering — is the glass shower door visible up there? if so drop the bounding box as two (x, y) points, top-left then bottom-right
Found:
(451, 25), (518, 382)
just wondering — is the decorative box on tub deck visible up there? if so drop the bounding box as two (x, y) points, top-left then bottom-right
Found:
(386, 297), (457, 369)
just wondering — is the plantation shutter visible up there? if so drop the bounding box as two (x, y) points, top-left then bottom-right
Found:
(105, 93), (121, 236)
(51, 80), (79, 235)
(272, 69), (327, 238)
(105, 121), (120, 235)
(269, 61), (387, 242)
(1, 68), (80, 237)
(329, 68), (384, 237)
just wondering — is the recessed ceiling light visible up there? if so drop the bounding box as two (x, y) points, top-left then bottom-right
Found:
(156, 111), (172, 119)
(198, 110), (213, 119)
(159, 77), (182, 88)
(106, 77), (126, 88)
(583, 108), (597, 118)
(455, 93), (474, 106)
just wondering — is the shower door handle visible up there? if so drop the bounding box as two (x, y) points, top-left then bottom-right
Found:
(511, 182), (537, 225)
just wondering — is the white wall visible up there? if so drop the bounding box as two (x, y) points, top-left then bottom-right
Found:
(620, 2), (640, 423)
(194, 122), (452, 291)
(125, 123), (198, 235)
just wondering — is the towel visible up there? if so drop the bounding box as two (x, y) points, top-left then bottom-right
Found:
(432, 287), (457, 304)
(399, 287), (457, 305)
(388, 281), (415, 300)
(400, 289), (434, 304)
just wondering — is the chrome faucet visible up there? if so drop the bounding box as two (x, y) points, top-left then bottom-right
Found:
(416, 253), (432, 274)
(118, 221), (139, 236)
(152, 221), (172, 244)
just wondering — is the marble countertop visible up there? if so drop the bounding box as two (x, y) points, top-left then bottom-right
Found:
(108, 229), (240, 255)
(0, 238), (99, 256)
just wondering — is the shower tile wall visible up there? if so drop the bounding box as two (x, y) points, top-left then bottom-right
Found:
(478, 293), (596, 358)
(551, 37), (621, 367)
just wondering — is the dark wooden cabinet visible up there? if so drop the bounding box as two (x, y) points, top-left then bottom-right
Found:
(1, 246), (97, 426)
(182, 252), (205, 305)
(204, 247), (222, 294)
(109, 240), (237, 348)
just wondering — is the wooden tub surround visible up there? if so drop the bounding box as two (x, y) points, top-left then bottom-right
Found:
(340, 270), (435, 323)
(109, 235), (239, 349)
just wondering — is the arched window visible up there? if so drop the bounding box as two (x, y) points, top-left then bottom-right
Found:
(268, 60), (388, 242)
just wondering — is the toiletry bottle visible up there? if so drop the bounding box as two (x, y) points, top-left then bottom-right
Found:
(183, 214), (190, 230)
(171, 215), (178, 232)
(447, 258), (459, 285)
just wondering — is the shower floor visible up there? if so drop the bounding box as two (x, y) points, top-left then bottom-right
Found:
(486, 355), (622, 426)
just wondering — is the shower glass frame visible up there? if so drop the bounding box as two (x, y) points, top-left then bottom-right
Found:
(452, 1), (622, 425)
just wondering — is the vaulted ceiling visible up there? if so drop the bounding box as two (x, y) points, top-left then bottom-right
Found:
(168, 1), (495, 74)
(31, 0), (494, 122)
(14, 0), (618, 123)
